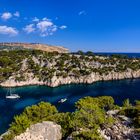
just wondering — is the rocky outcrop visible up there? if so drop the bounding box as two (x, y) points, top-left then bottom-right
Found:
(14, 121), (62, 140)
(66, 110), (140, 140)
(66, 111), (140, 140)
(99, 111), (140, 140)
(1, 70), (140, 88)
(99, 121), (139, 140)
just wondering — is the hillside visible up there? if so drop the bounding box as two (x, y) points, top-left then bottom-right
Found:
(0, 42), (69, 53)
(0, 50), (140, 87)
(0, 50), (140, 140)
(2, 96), (140, 140)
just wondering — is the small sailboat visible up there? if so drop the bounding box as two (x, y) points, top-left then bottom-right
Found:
(58, 98), (67, 103)
(6, 88), (20, 99)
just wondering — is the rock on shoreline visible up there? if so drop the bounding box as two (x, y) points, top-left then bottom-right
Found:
(0, 70), (140, 88)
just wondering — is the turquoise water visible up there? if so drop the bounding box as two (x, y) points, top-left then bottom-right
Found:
(0, 79), (140, 134)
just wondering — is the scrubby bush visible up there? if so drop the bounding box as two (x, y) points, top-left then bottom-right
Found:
(0, 50), (140, 83)
(3, 96), (140, 140)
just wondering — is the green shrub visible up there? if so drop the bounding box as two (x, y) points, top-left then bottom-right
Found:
(2, 96), (140, 139)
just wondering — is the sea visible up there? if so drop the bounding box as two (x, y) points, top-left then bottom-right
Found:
(0, 53), (140, 134)
(95, 52), (140, 58)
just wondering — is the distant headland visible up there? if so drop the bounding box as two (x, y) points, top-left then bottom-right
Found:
(0, 42), (69, 53)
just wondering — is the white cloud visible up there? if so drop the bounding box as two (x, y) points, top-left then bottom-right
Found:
(23, 17), (66, 37)
(32, 17), (39, 22)
(23, 24), (35, 34)
(37, 20), (53, 32)
(1, 12), (12, 20)
(42, 17), (50, 21)
(14, 11), (20, 17)
(1, 11), (20, 20)
(37, 19), (57, 36)
(78, 10), (86, 16)
(0, 25), (18, 36)
(60, 25), (67, 29)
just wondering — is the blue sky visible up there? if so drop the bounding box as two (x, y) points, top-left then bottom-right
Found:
(0, 0), (140, 52)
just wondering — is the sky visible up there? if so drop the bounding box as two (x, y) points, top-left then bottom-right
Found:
(0, 0), (140, 52)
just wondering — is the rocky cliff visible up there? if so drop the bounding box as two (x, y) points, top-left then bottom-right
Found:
(66, 110), (140, 140)
(14, 121), (62, 140)
(99, 111), (140, 140)
(1, 70), (140, 87)
(0, 50), (140, 87)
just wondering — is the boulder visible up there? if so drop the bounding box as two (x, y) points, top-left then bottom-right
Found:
(14, 121), (62, 140)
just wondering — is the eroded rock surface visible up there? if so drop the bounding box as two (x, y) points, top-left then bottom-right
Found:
(99, 111), (140, 140)
(1, 70), (140, 88)
(14, 121), (62, 140)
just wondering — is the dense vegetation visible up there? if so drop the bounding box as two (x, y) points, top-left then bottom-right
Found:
(1, 50), (140, 139)
(120, 99), (140, 132)
(0, 50), (140, 84)
(3, 96), (140, 140)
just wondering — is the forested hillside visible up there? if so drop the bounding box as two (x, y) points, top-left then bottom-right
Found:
(2, 96), (140, 140)
(0, 50), (140, 87)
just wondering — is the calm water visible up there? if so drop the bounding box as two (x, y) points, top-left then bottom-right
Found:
(0, 79), (140, 134)
(95, 53), (140, 58)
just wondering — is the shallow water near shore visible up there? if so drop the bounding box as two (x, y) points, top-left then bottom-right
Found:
(0, 79), (140, 134)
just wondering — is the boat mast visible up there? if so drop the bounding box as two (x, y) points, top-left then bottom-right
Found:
(9, 87), (12, 95)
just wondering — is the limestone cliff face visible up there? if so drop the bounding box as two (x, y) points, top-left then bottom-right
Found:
(1, 70), (140, 87)
(14, 121), (62, 140)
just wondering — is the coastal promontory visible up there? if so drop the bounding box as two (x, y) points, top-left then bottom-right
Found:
(0, 46), (140, 87)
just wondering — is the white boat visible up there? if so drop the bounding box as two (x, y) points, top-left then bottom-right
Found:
(58, 98), (67, 103)
(6, 94), (20, 99)
(6, 88), (20, 99)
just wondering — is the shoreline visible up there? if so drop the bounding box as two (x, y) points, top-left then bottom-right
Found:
(1, 70), (140, 88)
(0, 77), (140, 89)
